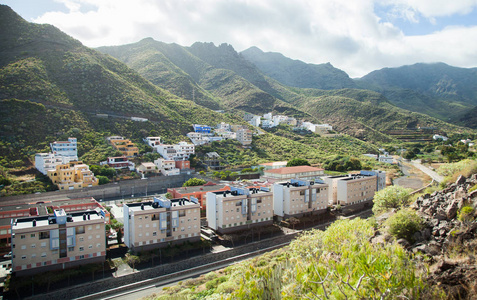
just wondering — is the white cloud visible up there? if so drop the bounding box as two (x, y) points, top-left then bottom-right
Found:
(31, 0), (477, 77)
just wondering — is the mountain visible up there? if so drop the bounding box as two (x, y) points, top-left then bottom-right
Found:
(356, 63), (477, 122)
(240, 46), (356, 90)
(99, 39), (311, 118)
(99, 38), (470, 143)
(0, 5), (243, 165)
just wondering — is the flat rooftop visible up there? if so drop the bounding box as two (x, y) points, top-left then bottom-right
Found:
(264, 166), (324, 175)
(12, 209), (104, 230)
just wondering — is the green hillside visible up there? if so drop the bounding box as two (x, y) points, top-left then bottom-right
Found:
(241, 46), (356, 90)
(356, 63), (477, 122)
(99, 39), (312, 118)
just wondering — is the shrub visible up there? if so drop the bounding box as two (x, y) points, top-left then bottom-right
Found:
(385, 209), (423, 243)
(458, 206), (475, 223)
(372, 185), (413, 214)
(182, 178), (207, 187)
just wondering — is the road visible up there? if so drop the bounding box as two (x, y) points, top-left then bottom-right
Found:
(95, 209), (373, 300)
(410, 159), (444, 183)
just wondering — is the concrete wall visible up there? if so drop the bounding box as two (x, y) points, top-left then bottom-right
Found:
(1, 174), (193, 205)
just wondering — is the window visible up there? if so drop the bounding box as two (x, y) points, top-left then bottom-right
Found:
(20, 235), (26, 239)
(152, 232), (157, 236)
(96, 235), (100, 239)
(88, 235), (92, 240)
(21, 245), (26, 250)
(31, 244), (36, 248)
(31, 254), (36, 258)
(31, 233), (36, 238)
(79, 237), (84, 242)
(68, 246), (74, 251)
(97, 243), (101, 248)
(80, 255), (85, 259)
(88, 225), (92, 230)
(41, 242), (46, 248)
(96, 224), (101, 229)
(79, 246), (84, 252)
(76, 226), (85, 234)
(41, 252), (47, 257)
(88, 245), (93, 249)
(21, 255), (26, 260)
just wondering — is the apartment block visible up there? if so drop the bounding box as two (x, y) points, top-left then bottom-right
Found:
(0, 198), (109, 255)
(35, 153), (76, 175)
(136, 162), (158, 175)
(47, 161), (99, 190)
(206, 186), (273, 234)
(108, 137), (139, 157)
(156, 142), (195, 160)
(123, 197), (201, 252)
(323, 171), (379, 206)
(236, 129), (252, 146)
(50, 137), (77, 157)
(11, 209), (106, 276)
(273, 179), (329, 220)
(35, 137), (79, 175)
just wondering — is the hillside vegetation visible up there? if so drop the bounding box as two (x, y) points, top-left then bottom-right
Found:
(150, 218), (432, 299)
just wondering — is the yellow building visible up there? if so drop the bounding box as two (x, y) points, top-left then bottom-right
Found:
(109, 137), (139, 157)
(47, 161), (99, 190)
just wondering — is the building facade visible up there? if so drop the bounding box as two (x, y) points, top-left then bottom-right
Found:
(11, 209), (106, 276)
(101, 156), (135, 170)
(123, 197), (201, 252)
(50, 137), (78, 157)
(262, 166), (325, 183)
(47, 161), (99, 190)
(273, 179), (329, 219)
(323, 171), (380, 206)
(154, 158), (180, 176)
(108, 137), (139, 157)
(236, 129), (252, 146)
(206, 187), (273, 233)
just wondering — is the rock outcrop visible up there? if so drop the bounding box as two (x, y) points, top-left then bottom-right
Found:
(376, 174), (477, 299)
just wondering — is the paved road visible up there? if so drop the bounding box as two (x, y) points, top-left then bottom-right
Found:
(410, 159), (444, 183)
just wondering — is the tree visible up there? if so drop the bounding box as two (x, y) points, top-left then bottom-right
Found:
(165, 192), (173, 199)
(96, 175), (110, 185)
(372, 185), (413, 215)
(183, 178), (207, 187)
(287, 158), (310, 167)
(403, 151), (416, 160)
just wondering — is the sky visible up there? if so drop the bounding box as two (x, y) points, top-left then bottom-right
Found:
(2, 0), (477, 78)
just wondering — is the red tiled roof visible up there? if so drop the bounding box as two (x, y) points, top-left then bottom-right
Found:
(264, 165), (323, 175)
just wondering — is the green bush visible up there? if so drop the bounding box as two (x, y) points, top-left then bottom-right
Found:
(372, 185), (413, 214)
(458, 206), (475, 222)
(182, 178), (207, 187)
(385, 209), (423, 243)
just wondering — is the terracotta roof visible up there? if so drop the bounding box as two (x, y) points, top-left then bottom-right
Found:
(259, 161), (287, 166)
(264, 165), (324, 175)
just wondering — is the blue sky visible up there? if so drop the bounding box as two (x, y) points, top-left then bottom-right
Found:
(2, 0), (477, 77)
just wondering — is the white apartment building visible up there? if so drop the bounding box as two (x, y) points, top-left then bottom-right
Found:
(35, 153), (76, 175)
(206, 187), (273, 234)
(273, 179), (329, 220)
(323, 171), (384, 206)
(156, 142), (195, 160)
(236, 129), (252, 146)
(143, 136), (162, 147)
(11, 209), (106, 276)
(50, 137), (78, 157)
(154, 158), (180, 176)
(35, 137), (79, 175)
(123, 197), (201, 252)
